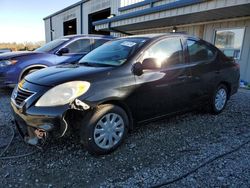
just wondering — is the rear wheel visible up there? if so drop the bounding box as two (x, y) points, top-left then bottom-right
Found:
(210, 84), (228, 114)
(80, 104), (129, 155)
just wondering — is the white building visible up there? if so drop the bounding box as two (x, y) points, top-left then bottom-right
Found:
(44, 0), (250, 83)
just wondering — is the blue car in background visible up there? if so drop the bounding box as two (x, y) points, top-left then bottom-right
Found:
(0, 34), (114, 87)
(0, 48), (12, 54)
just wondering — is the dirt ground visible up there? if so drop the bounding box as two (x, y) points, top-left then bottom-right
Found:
(0, 88), (250, 187)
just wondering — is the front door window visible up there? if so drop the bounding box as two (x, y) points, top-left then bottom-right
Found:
(142, 37), (184, 68)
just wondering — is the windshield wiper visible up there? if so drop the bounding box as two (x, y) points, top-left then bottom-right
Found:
(69, 61), (79, 65)
(80, 62), (115, 67)
(80, 62), (95, 66)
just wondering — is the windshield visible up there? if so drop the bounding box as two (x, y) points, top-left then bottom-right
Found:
(79, 38), (148, 66)
(35, 38), (69, 53)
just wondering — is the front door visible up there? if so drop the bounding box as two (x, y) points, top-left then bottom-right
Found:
(134, 37), (193, 121)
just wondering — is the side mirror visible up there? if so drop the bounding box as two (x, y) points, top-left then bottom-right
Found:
(142, 58), (160, 70)
(56, 48), (69, 56)
(132, 62), (143, 76)
(132, 58), (160, 76)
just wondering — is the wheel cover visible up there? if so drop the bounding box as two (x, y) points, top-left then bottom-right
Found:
(215, 88), (227, 111)
(94, 113), (125, 149)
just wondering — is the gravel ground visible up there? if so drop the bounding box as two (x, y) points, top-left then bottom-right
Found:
(0, 88), (250, 188)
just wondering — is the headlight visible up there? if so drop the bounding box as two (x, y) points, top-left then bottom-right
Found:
(35, 81), (90, 107)
(0, 60), (18, 67)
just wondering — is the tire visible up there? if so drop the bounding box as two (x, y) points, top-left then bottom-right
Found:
(210, 84), (228, 114)
(80, 104), (129, 155)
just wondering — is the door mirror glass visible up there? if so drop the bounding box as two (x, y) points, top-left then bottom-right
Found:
(142, 58), (160, 70)
(56, 47), (69, 56)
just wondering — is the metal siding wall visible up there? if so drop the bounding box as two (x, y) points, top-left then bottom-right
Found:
(82, 0), (111, 34)
(82, 1), (89, 34)
(47, 0), (112, 40)
(50, 6), (81, 40)
(120, 0), (144, 7)
(203, 18), (250, 82)
(98, 0), (250, 30)
(120, 5), (150, 14)
(44, 19), (51, 43)
(154, 0), (178, 6)
(88, 0), (110, 13)
(130, 24), (202, 37)
(111, 0), (120, 16)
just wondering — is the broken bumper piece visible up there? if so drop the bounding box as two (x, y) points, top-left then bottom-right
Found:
(11, 101), (69, 147)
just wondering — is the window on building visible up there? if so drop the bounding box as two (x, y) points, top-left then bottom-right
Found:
(187, 40), (215, 63)
(214, 28), (245, 59)
(66, 39), (91, 53)
(143, 37), (183, 68)
(63, 19), (77, 36)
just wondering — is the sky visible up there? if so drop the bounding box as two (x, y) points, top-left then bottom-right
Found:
(0, 0), (80, 43)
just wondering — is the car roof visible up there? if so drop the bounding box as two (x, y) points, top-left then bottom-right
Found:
(63, 34), (116, 40)
(120, 33), (198, 40)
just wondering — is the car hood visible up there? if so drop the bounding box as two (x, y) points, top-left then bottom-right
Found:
(0, 51), (43, 60)
(25, 64), (113, 87)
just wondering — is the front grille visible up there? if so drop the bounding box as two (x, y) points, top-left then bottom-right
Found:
(15, 87), (35, 106)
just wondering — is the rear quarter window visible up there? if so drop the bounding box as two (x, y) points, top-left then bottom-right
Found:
(187, 40), (216, 63)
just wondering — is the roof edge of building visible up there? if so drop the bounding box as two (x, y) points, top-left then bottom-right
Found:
(43, 0), (89, 20)
(93, 0), (206, 26)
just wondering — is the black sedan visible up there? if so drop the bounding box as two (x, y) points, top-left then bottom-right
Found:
(11, 34), (240, 155)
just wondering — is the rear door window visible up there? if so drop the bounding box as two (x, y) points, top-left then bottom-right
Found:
(187, 40), (215, 63)
(93, 39), (109, 50)
(66, 39), (91, 53)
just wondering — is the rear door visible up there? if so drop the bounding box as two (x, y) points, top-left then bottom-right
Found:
(134, 37), (193, 121)
(185, 38), (220, 105)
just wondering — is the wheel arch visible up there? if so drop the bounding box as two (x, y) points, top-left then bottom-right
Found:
(218, 81), (232, 99)
(19, 64), (48, 81)
(100, 100), (134, 131)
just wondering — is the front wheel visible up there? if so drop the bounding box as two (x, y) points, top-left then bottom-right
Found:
(210, 84), (228, 114)
(80, 104), (129, 155)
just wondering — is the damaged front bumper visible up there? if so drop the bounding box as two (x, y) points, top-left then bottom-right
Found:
(11, 101), (70, 147)
(10, 81), (93, 148)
